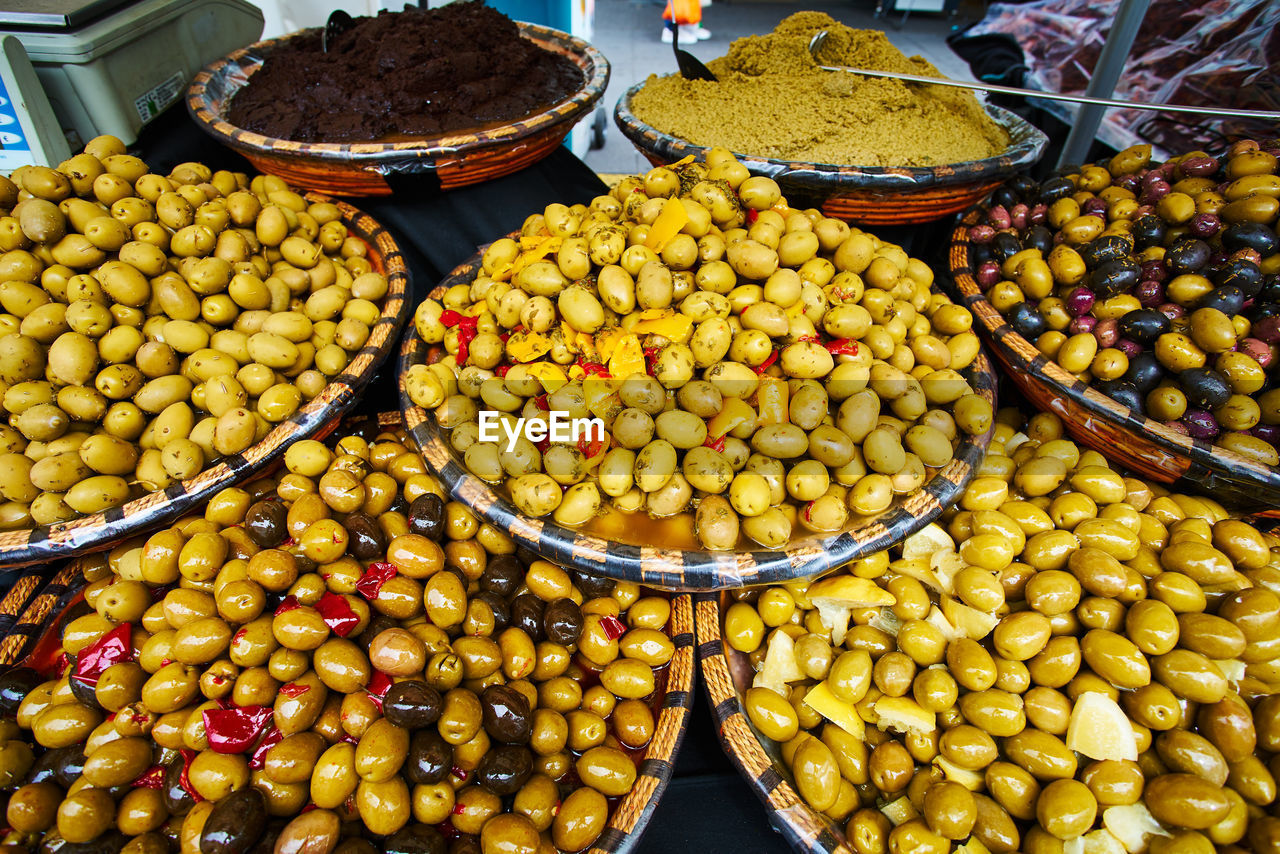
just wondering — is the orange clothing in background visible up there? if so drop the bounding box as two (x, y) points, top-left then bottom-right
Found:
(663, 0), (701, 26)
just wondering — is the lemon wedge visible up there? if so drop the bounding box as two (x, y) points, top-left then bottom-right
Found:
(1066, 692), (1139, 762)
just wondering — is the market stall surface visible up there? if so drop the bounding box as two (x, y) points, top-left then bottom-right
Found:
(585, 0), (980, 174)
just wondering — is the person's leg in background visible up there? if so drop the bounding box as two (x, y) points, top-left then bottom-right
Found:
(662, 0), (711, 42)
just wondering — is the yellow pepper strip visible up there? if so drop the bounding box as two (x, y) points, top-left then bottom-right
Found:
(803, 682), (865, 739)
(505, 330), (553, 363)
(785, 299), (806, 318)
(756, 377), (789, 426)
(631, 310), (693, 342)
(526, 362), (568, 393)
(707, 397), (755, 439)
(643, 197), (690, 253)
(499, 235), (562, 281)
(595, 327), (627, 362)
(608, 333), (645, 379)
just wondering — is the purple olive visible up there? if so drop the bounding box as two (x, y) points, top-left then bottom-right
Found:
(1081, 198), (1109, 217)
(1114, 338), (1142, 358)
(1136, 280), (1165, 308)
(977, 260), (1001, 288)
(1188, 213), (1221, 239)
(1011, 203), (1029, 230)
(969, 224), (996, 244)
(1253, 316), (1280, 345)
(1157, 303), (1185, 321)
(1030, 203), (1048, 226)
(1065, 287), (1095, 317)
(986, 204), (1011, 230)
(1182, 409), (1220, 440)
(1251, 424), (1280, 445)
(1179, 155), (1218, 177)
(1139, 258), (1168, 283)
(1240, 338), (1272, 368)
(1114, 174), (1141, 193)
(1093, 318), (1119, 348)
(1069, 315), (1097, 335)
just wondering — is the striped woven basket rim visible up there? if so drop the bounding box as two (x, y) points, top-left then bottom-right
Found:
(398, 243), (998, 590)
(0, 195), (409, 570)
(695, 592), (853, 854)
(947, 205), (1280, 511)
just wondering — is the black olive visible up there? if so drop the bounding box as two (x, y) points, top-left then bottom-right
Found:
(479, 554), (523, 598)
(245, 478), (276, 501)
(1248, 302), (1280, 324)
(991, 185), (1018, 209)
(1080, 235), (1131, 269)
(1024, 225), (1054, 256)
(1215, 259), (1263, 299)
(514, 546), (540, 568)
(1010, 174), (1038, 200)
(388, 493), (410, 515)
(1123, 351), (1164, 393)
(509, 595), (544, 641)
(1223, 222), (1278, 257)
(1089, 258), (1141, 299)
(383, 681), (443, 730)
(408, 493), (445, 540)
(0, 668), (40, 716)
(1165, 239), (1211, 275)
(406, 730), (452, 785)
(1132, 215), (1166, 250)
(1096, 380), (1145, 414)
(163, 754), (196, 815)
(28, 745), (84, 787)
(1258, 275), (1280, 305)
(970, 241), (993, 267)
(1199, 286), (1245, 317)
(58, 831), (128, 854)
(243, 500), (287, 548)
(990, 231), (1022, 264)
(68, 675), (102, 710)
(200, 787), (267, 854)
(573, 569), (615, 600)
(1007, 301), (1047, 340)
(472, 591), (509, 631)
(343, 511), (386, 561)
(543, 598), (584, 646)
(385, 825), (447, 854)
(1179, 367), (1233, 409)
(122, 832), (171, 854)
(480, 684), (532, 744)
(246, 821), (286, 854)
(475, 745), (533, 796)
(1117, 309), (1170, 345)
(1037, 176), (1074, 204)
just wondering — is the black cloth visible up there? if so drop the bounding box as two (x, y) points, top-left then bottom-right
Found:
(135, 105), (793, 854)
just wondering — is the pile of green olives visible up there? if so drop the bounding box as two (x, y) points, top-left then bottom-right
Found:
(725, 408), (1280, 854)
(0, 421), (677, 854)
(406, 150), (992, 551)
(0, 135), (389, 527)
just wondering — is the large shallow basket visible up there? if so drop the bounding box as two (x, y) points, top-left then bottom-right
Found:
(188, 23), (609, 197)
(0, 196), (409, 570)
(398, 249), (997, 591)
(614, 84), (1046, 226)
(948, 206), (1280, 516)
(695, 592), (852, 854)
(0, 558), (694, 854)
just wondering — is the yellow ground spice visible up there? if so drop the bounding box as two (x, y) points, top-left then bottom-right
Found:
(630, 12), (1009, 167)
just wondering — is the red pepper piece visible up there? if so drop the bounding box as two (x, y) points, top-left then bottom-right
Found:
(535, 437), (551, 454)
(440, 310), (464, 327)
(495, 365), (510, 378)
(73, 624), (132, 688)
(437, 821), (458, 839)
(366, 671), (393, 712)
(131, 766), (165, 789)
(279, 683), (310, 699)
(451, 766), (468, 783)
(355, 562), (397, 600)
(754, 350), (779, 374)
(533, 394), (549, 411)
(746, 208), (759, 223)
(578, 360), (611, 378)
(273, 596), (300, 616)
(281, 537), (296, 548)
(250, 725), (284, 770)
(178, 749), (202, 802)
(642, 346), (662, 373)
(704, 434), (726, 453)
(499, 332), (510, 342)
(600, 615), (626, 640)
(315, 593), (359, 637)
(824, 339), (859, 356)
(577, 433), (607, 459)
(203, 705), (273, 754)
(797, 334), (820, 343)
(54, 652), (70, 677)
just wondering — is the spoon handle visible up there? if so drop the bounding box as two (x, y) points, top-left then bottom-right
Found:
(814, 63), (1280, 121)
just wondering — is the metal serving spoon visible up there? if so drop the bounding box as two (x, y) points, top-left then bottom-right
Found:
(808, 30), (1280, 120)
(323, 10), (354, 53)
(674, 24), (716, 82)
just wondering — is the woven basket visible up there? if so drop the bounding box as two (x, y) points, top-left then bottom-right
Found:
(948, 206), (1280, 517)
(0, 562), (88, 669)
(187, 23), (609, 197)
(613, 85), (1046, 226)
(0, 196), (409, 570)
(0, 560), (694, 854)
(695, 592), (852, 854)
(399, 248), (997, 590)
